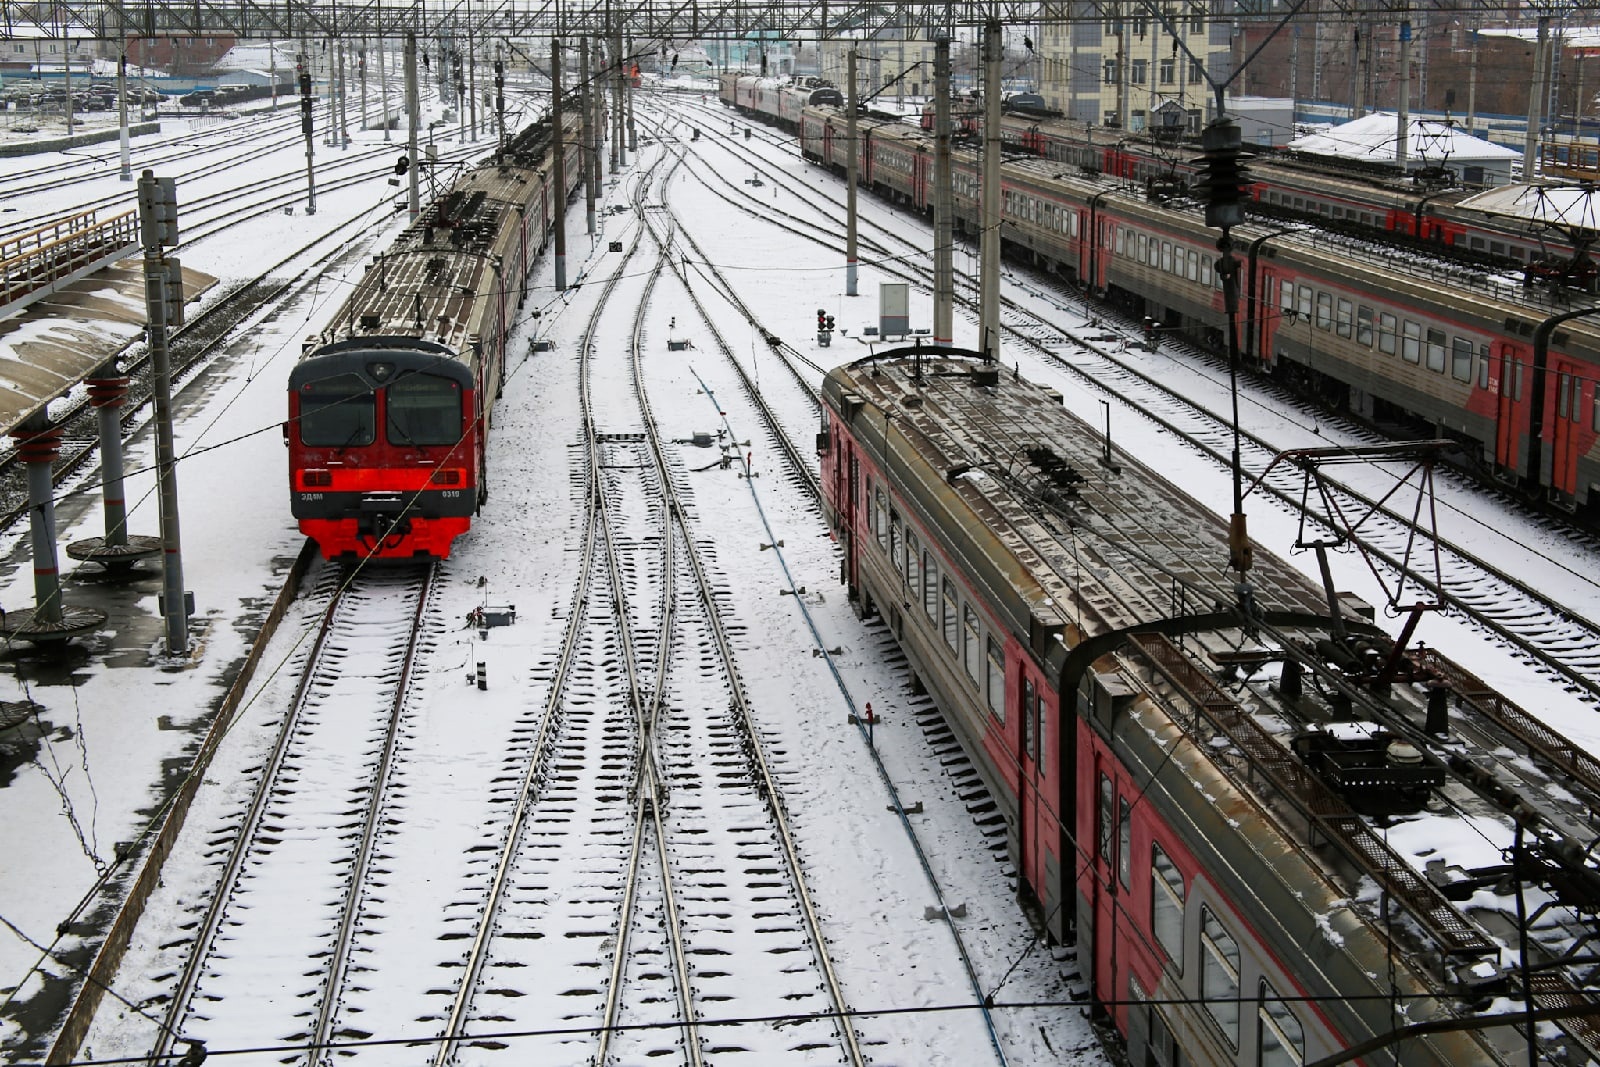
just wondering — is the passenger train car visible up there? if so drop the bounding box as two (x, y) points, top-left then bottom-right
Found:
(287, 113), (582, 560)
(822, 346), (1600, 1067)
(767, 96), (1600, 512)
(718, 73), (842, 133)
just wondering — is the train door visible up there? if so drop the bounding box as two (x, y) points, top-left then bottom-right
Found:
(843, 441), (859, 588)
(823, 121), (836, 169)
(859, 129), (873, 187)
(1494, 342), (1525, 475)
(1090, 760), (1119, 1009)
(1550, 359), (1585, 496)
(1077, 209), (1091, 280)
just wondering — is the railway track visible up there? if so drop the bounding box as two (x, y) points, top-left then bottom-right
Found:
(146, 562), (435, 1065)
(660, 97), (1600, 707)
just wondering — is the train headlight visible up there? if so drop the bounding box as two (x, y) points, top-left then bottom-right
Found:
(430, 469), (463, 485)
(303, 469), (333, 487)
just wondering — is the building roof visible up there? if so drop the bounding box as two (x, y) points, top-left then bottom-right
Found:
(1457, 183), (1600, 232)
(1288, 112), (1520, 165)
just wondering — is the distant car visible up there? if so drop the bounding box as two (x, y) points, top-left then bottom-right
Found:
(180, 90), (217, 108)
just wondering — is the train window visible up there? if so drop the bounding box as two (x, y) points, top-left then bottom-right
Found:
(1356, 306), (1374, 346)
(1115, 227), (1126, 255)
(1479, 346), (1492, 390)
(875, 489), (888, 549)
(1098, 774), (1114, 862)
(1035, 687), (1047, 774)
(1023, 677), (1036, 759)
(1152, 844), (1184, 964)
(1161, 242), (1172, 273)
(906, 531), (919, 590)
(1335, 298), (1352, 338)
(1138, 233), (1148, 264)
(1279, 279), (1294, 316)
(1186, 250), (1198, 282)
(963, 605), (982, 684)
(387, 372), (462, 446)
(1201, 907), (1242, 1048)
(1426, 329), (1446, 372)
(1490, 240), (1506, 257)
(986, 636), (1005, 718)
(1296, 285), (1312, 321)
(1559, 373), (1572, 419)
(1118, 796), (1132, 888)
(1315, 292), (1332, 330)
(1201, 255), (1213, 286)
(1257, 980), (1304, 1067)
(890, 514), (904, 580)
(1379, 313), (1398, 355)
(1593, 389), (1600, 432)
(1452, 338), (1474, 382)
(941, 577), (959, 652)
(922, 552), (939, 622)
(1402, 320), (1421, 363)
(298, 373), (376, 447)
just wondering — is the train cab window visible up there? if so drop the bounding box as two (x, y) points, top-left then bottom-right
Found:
(986, 636), (1005, 718)
(298, 373), (376, 447)
(1335, 298), (1352, 338)
(1118, 796), (1132, 888)
(1452, 337), (1474, 382)
(1379, 313), (1398, 355)
(1257, 980), (1304, 1067)
(922, 552), (939, 621)
(1356, 305), (1374, 347)
(941, 577), (960, 652)
(1201, 907), (1242, 1047)
(386, 372), (463, 446)
(962, 604), (982, 684)
(1152, 844), (1184, 963)
(1098, 774), (1114, 862)
(1315, 292), (1332, 330)
(1023, 677), (1036, 759)
(1426, 328), (1447, 373)
(1402, 320), (1422, 363)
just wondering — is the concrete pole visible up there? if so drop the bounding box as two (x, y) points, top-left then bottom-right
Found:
(979, 19), (1002, 362)
(607, 39), (620, 173)
(339, 40), (350, 147)
(271, 40), (278, 111)
(1118, 5), (1130, 130)
(934, 37), (954, 346)
(468, 32), (478, 142)
(406, 32), (420, 219)
(1525, 15), (1550, 179)
(614, 31), (627, 169)
(846, 48), (859, 297)
(1396, 18), (1410, 169)
(87, 375), (131, 546)
(13, 417), (64, 627)
(592, 40), (605, 187)
(1467, 21), (1479, 134)
(581, 37), (596, 235)
(627, 46), (637, 155)
(381, 27), (392, 140)
(118, 39), (131, 180)
(554, 39), (567, 291)
(360, 45), (367, 133)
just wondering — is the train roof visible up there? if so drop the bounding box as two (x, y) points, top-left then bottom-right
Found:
(824, 348), (1600, 1056)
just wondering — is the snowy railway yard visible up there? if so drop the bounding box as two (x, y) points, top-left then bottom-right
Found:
(5, 83), (1600, 1067)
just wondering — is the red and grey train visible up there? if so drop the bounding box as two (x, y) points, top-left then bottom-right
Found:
(286, 115), (581, 560)
(822, 346), (1600, 1067)
(725, 81), (1600, 513)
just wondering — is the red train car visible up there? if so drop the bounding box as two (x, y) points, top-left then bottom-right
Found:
(286, 113), (581, 560)
(822, 346), (1600, 1067)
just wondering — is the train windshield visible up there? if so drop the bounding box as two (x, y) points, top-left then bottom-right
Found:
(386, 372), (462, 447)
(299, 374), (375, 447)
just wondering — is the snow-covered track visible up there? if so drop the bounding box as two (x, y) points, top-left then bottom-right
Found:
(147, 562), (435, 1065)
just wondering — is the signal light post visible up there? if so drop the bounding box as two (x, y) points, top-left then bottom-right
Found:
(137, 171), (190, 657)
(817, 308), (833, 347)
(1194, 116), (1254, 582)
(298, 54), (317, 215)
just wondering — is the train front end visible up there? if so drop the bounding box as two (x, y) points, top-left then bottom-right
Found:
(288, 339), (478, 561)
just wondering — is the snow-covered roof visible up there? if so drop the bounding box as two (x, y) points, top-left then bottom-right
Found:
(1457, 183), (1600, 231)
(1288, 111), (1520, 165)
(213, 41), (294, 72)
(1479, 24), (1600, 52)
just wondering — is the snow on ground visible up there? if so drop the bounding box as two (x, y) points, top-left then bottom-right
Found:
(3, 82), (1599, 1067)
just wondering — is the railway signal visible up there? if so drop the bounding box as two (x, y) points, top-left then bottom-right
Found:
(817, 307), (832, 347)
(1193, 117), (1252, 231)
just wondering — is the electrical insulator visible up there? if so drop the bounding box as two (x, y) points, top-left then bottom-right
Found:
(1192, 117), (1252, 231)
(136, 172), (179, 248)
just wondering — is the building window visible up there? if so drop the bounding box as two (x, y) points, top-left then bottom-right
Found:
(1189, 58), (1205, 82)
(1132, 58), (1147, 84)
(1258, 980), (1305, 1067)
(1153, 844), (1184, 962)
(1201, 907), (1242, 1047)
(941, 577), (959, 652)
(1159, 57), (1175, 84)
(1104, 59), (1117, 84)
(1452, 337), (1474, 382)
(962, 604), (982, 683)
(986, 636), (1005, 717)
(1190, 7), (1206, 33)
(1118, 796), (1132, 888)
